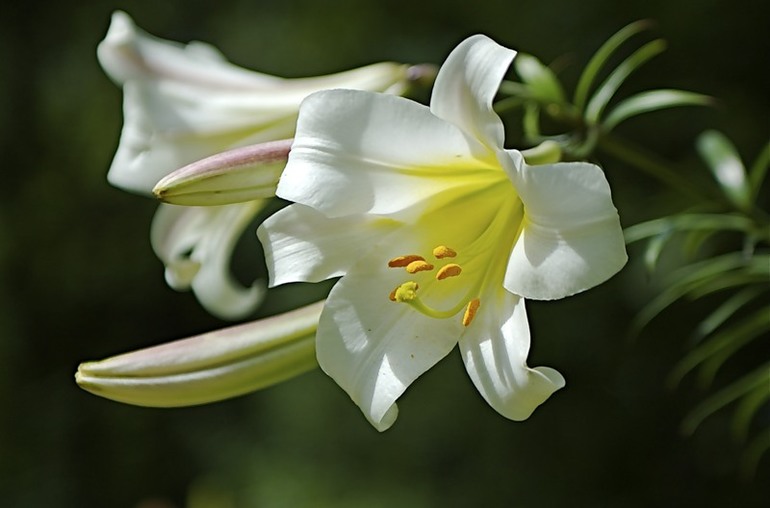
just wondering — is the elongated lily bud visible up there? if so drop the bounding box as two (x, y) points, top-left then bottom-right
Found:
(76, 301), (323, 407)
(153, 139), (292, 206)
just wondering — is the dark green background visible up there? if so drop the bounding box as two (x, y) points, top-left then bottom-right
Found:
(1, 1), (767, 507)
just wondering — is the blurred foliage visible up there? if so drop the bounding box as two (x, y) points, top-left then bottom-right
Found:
(501, 18), (770, 482)
(625, 131), (769, 478)
(1, 1), (768, 507)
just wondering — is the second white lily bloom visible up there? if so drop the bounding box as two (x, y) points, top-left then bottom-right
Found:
(259, 35), (628, 430)
(98, 11), (417, 319)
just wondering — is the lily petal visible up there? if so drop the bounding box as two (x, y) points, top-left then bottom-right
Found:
(76, 301), (323, 407)
(279, 89), (491, 219)
(151, 202), (265, 319)
(459, 289), (565, 420)
(430, 34), (514, 150)
(258, 204), (401, 287)
(502, 151), (627, 300)
(315, 249), (463, 431)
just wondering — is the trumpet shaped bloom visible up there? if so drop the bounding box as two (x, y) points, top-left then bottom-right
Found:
(258, 35), (627, 430)
(98, 11), (417, 319)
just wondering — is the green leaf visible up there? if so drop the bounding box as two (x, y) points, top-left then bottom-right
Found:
(748, 139), (770, 201)
(642, 231), (671, 273)
(630, 253), (756, 336)
(492, 95), (526, 115)
(681, 227), (722, 261)
(574, 20), (654, 111)
(732, 383), (770, 441)
(687, 269), (769, 300)
(522, 102), (542, 143)
(584, 38), (667, 124)
(697, 131), (751, 210)
(497, 80), (532, 99)
(624, 213), (754, 244)
(669, 307), (770, 387)
(603, 89), (712, 131)
(696, 307), (770, 387)
(694, 287), (766, 344)
(514, 53), (567, 104)
(680, 362), (770, 436)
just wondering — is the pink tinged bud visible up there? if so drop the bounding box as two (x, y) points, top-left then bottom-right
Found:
(153, 139), (293, 206)
(75, 301), (323, 407)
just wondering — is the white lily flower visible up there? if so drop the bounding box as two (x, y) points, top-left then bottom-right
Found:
(98, 11), (419, 319)
(258, 35), (627, 430)
(98, 11), (413, 194)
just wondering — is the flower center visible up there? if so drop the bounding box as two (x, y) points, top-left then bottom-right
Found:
(387, 244), (482, 326)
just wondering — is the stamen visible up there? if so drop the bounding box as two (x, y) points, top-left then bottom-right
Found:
(392, 281), (419, 303)
(462, 299), (481, 326)
(405, 260), (434, 273)
(388, 255), (425, 268)
(436, 263), (462, 280)
(432, 245), (457, 259)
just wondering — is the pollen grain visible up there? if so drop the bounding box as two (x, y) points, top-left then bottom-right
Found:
(436, 263), (462, 280)
(405, 260), (434, 273)
(388, 254), (425, 268)
(462, 298), (481, 326)
(432, 245), (457, 259)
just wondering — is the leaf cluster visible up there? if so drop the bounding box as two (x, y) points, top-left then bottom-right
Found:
(499, 21), (770, 477)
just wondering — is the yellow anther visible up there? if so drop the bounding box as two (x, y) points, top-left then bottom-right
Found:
(432, 245), (457, 259)
(462, 298), (481, 326)
(436, 263), (462, 280)
(388, 254), (425, 268)
(405, 260), (434, 273)
(392, 281), (419, 303)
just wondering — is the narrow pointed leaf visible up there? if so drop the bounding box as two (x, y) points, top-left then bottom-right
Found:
(681, 228), (719, 261)
(631, 253), (755, 336)
(574, 20), (654, 111)
(603, 89), (712, 131)
(585, 39), (667, 124)
(669, 307), (770, 387)
(522, 103), (542, 142)
(514, 53), (566, 104)
(748, 139), (770, 200)
(680, 362), (770, 436)
(642, 231), (671, 273)
(732, 383), (770, 441)
(693, 286), (766, 344)
(624, 213), (755, 243)
(697, 131), (751, 210)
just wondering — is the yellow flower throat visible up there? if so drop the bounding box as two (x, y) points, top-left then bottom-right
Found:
(387, 245), (480, 326)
